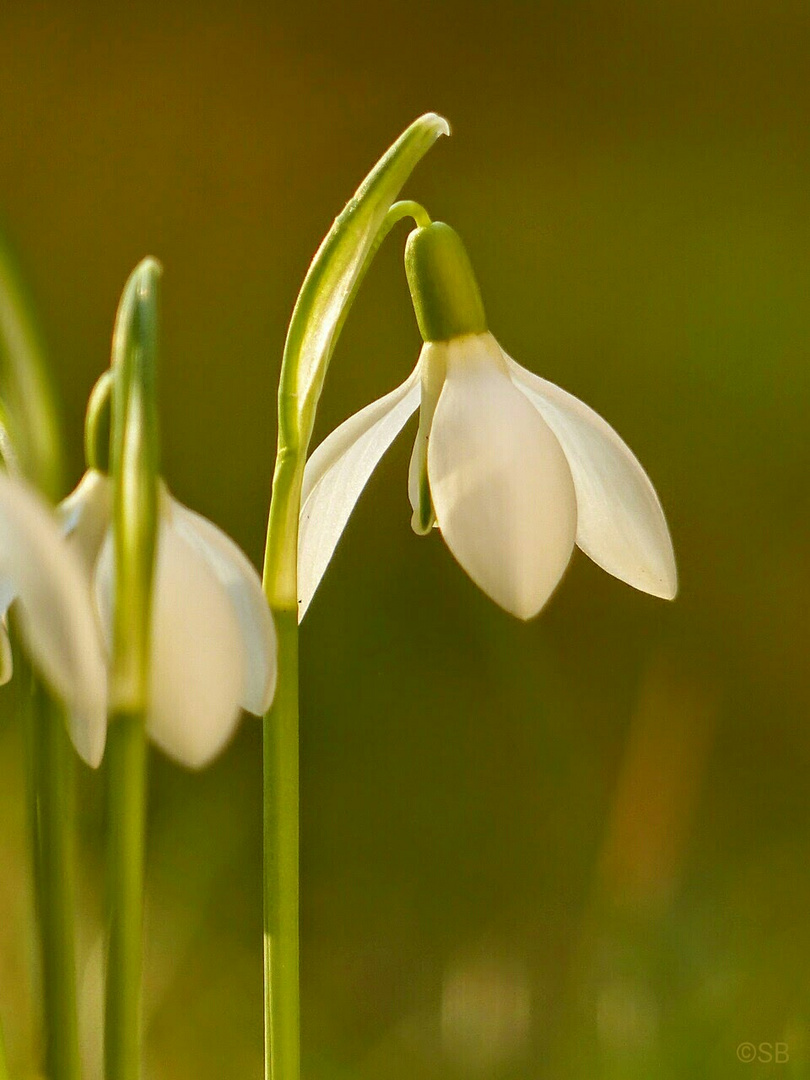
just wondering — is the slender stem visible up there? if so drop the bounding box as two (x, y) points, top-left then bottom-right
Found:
(262, 372), (302, 1080)
(84, 369), (113, 472)
(259, 202), (422, 1078)
(263, 610), (300, 1080)
(32, 685), (82, 1080)
(21, 664), (44, 1043)
(0, 1013), (11, 1080)
(104, 712), (147, 1080)
(386, 199), (432, 230)
(258, 131), (440, 1080)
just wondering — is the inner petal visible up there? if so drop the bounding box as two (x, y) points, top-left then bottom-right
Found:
(408, 342), (447, 534)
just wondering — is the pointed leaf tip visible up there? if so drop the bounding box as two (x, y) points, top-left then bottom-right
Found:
(129, 257), (163, 305)
(420, 112), (451, 138)
(135, 255), (163, 283)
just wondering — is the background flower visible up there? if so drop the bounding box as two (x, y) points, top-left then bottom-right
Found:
(61, 471), (276, 769)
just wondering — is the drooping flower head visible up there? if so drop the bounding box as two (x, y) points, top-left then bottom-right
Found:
(60, 469), (276, 768)
(299, 220), (677, 619)
(58, 257), (277, 769)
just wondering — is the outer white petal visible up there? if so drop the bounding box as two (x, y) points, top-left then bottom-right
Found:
(168, 498), (277, 714)
(0, 575), (18, 618)
(58, 469), (112, 577)
(96, 517), (246, 769)
(505, 354), (677, 600)
(427, 334), (578, 620)
(0, 472), (107, 766)
(298, 363), (422, 620)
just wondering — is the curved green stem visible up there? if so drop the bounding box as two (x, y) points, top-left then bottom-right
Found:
(84, 369), (113, 472)
(104, 711), (147, 1080)
(386, 200), (432, 230)
(262, 200), (432, 610)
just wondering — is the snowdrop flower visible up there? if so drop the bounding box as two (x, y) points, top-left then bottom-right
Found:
(60, 469), (276, 768)
(0, 470), (107, 764)
(299, 221), (677, 620)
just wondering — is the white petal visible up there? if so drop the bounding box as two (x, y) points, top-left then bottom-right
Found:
(0, 472), (107, 766)
(168, 499), (277, 714)
(427, 334), (578, 620)
(505, 355), (677, 599)
(0, 576), (16, 616)
(58, 469), (112, 577)
(96, 517), (246, 769)
(298, 363), (422, 620)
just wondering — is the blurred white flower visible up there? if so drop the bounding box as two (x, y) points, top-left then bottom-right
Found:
(299, 331), (677, 620)
(60, 470), (276, 768)
(0, 470), (107, 765)
(441, 953), (532, 1071)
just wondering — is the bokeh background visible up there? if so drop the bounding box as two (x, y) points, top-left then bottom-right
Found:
(1, 1), (809, 1077)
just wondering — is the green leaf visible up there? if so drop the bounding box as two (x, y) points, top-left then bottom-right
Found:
(0, 231), (63, 499)
(109, 257), (161, 710)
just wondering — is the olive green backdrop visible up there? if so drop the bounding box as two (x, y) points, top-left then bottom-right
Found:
(1, 1), (809, 1077)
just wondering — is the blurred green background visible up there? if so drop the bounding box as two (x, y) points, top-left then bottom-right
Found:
(2, 0), (809, 1077)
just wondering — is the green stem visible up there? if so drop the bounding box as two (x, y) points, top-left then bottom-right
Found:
(21, 666), (43, 1042)
(386, 200), (432, 230)
(262, 609), (299, 1080)
(259, 119), (444, 1080)
(32, 686), (82, 1080)
(0, 1013), (10, 1080)
(104, 712), (147, 1080)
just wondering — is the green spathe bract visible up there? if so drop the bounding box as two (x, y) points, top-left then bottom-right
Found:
(105, 256), (162, 1080)
(281, 112), (450, 449)
(109, 257), (161, 711)
(264, 112), (450, 610)
(405, 221), (488, 342)
(0, 233), (62, 500)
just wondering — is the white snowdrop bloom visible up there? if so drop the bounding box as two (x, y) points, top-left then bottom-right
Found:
(0, 470), (107, 765)
(60, 470), (276, 768)
(298, 222), (677, 621)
